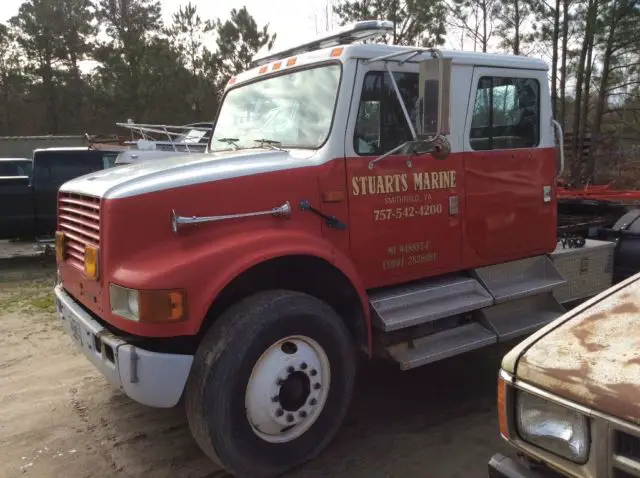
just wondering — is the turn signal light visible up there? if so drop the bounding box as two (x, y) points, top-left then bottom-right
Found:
(497, 373), (510, 439)
(84, 245), (99, 280)
(55, 231), (66, 262)
(139, 289), (187, 323)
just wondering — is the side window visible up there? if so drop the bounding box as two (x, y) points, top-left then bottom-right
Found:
(354, 71), (418, 156)
(470, 76), (540, 151)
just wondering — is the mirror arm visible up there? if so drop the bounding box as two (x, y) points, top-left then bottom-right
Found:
(384, 62), (417, 141)
(368, 141), (411, 170)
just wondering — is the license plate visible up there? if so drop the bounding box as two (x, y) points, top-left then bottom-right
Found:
(69, 317), (83, 347)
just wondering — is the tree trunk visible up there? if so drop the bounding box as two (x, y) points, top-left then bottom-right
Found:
(570, 0), (597, 183)
(482, 0), (488, 52)
(551, 0), (561, 117)
(577, 29), (595, 183)
(42, 59), (58, 134)
(1, 72), (10, 134)
(560, 0), (569, 129)
(585, 0), (619, 182)
(513, 0), (520, 55)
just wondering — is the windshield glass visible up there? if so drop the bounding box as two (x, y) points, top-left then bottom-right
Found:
(211, 63), (341, 151)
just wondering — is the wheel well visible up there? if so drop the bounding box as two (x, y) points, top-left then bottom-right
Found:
(199, 255), (368, 350)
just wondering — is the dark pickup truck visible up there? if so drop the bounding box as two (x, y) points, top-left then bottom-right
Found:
(0, 157), (32, 177)
(1, 147), (119, 241)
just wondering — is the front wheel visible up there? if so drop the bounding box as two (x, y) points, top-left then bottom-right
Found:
(185, 290), (356, 478)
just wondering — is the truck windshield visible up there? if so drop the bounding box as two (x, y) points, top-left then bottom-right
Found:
(211, 63), (341, 151)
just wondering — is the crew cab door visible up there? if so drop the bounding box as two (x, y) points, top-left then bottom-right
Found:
(463, 67), (557, 263)
(345, 60), (463, 289)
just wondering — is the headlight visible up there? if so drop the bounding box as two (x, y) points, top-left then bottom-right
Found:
(516, 391), (589, 463)
(110, 284), (140, 321)
(109, 284), (186, 323)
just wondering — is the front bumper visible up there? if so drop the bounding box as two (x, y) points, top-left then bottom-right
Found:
(55, 284), (193, 408)
(489, 454), (564, 478)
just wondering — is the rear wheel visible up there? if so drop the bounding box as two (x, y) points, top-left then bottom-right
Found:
(185, 290), (356, 478)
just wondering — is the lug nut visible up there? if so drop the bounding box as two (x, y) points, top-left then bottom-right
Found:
(286, 414), (294, 423)
(300, 362), (307, 370)
(310, 369), (317, 376)
(309, 398), (317, 406)
(299, 410), (307, 418)
(313, 383), (321, 390)
(276, 409), (284, 417)
(287, 366), (294, 374)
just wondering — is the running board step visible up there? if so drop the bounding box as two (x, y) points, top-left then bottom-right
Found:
(477, 292), (566, 342)
(369, 276), (494, 332)
(472, 255), (566, 304)
(386, 323), (497, 370)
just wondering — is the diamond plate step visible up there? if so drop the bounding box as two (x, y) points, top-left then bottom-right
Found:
(477, 292), (566, 342)
(386, 322), (497, 370)
(369, 275), (494, 332)
(472, 255), (566, 304)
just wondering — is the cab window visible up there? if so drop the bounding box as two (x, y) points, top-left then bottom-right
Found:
(354, 71), (418, 156)
(470, 76), (540, 150)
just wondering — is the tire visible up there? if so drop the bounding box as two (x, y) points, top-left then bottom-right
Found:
(185, 290), (356, 478)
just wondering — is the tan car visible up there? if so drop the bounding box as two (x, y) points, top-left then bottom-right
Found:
(490, 271), (640, 478)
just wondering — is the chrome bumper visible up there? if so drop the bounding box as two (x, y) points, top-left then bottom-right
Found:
(55, 284), (193, 408)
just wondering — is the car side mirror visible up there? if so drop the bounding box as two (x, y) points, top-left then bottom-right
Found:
(416, 57), (452, 139)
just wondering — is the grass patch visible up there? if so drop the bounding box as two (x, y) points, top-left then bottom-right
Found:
(0, 280), (57, 315)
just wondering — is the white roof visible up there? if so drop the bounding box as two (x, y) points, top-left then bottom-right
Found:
(230, 42), (548, 89)
(33, 146), (90, 152)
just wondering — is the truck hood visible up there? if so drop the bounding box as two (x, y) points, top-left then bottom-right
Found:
(515, 272), (640, 424)
(60, 148), (315, 199)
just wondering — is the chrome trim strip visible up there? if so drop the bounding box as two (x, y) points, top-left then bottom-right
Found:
(171, 201), (292, 233)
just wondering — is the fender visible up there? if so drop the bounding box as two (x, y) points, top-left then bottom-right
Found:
(199, 229), (372, 352)
(110, 228), (371, 347)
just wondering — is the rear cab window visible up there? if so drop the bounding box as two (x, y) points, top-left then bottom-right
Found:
(469, 76), (540, 151)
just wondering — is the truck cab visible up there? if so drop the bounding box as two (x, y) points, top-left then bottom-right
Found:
(53, 20), (611, 478)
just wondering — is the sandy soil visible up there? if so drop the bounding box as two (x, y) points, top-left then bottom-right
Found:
(0, 256), (514, 478)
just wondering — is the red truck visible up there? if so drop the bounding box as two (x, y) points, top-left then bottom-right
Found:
(54, 20), (620, 478)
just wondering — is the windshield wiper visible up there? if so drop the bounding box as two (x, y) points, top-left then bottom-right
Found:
(217, 137), (240, 150)
(254, 138), (287, 151)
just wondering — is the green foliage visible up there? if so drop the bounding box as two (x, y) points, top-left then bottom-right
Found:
(333, 0), (446, 46)
(0, 1), (275, 135)
(214, 7), (276, 88)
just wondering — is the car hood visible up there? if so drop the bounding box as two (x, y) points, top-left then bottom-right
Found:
(60, 148), (315, 200)
(515, 273), (640, 424)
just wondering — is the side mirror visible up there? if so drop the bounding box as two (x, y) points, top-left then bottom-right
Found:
(416, 57), (451, 139)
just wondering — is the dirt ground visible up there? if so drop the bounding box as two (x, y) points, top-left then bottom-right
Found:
(0, 248), (514, 478)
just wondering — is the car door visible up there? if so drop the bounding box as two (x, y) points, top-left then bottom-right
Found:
(463, 67), (557, 263)
(345, 59), (463, 289)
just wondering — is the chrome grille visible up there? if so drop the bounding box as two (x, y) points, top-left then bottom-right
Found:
(58, 192), (101, 268)
(612, 428), (640, 477)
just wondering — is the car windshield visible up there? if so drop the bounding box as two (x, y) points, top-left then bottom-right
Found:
(211, 63), (341, 151)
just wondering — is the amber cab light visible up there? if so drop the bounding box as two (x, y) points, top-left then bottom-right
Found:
(497, 372), (510, 440)
(138, 289), (187, 323)
(55, 231), (66, 262)
(84, 245), (99, 280)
